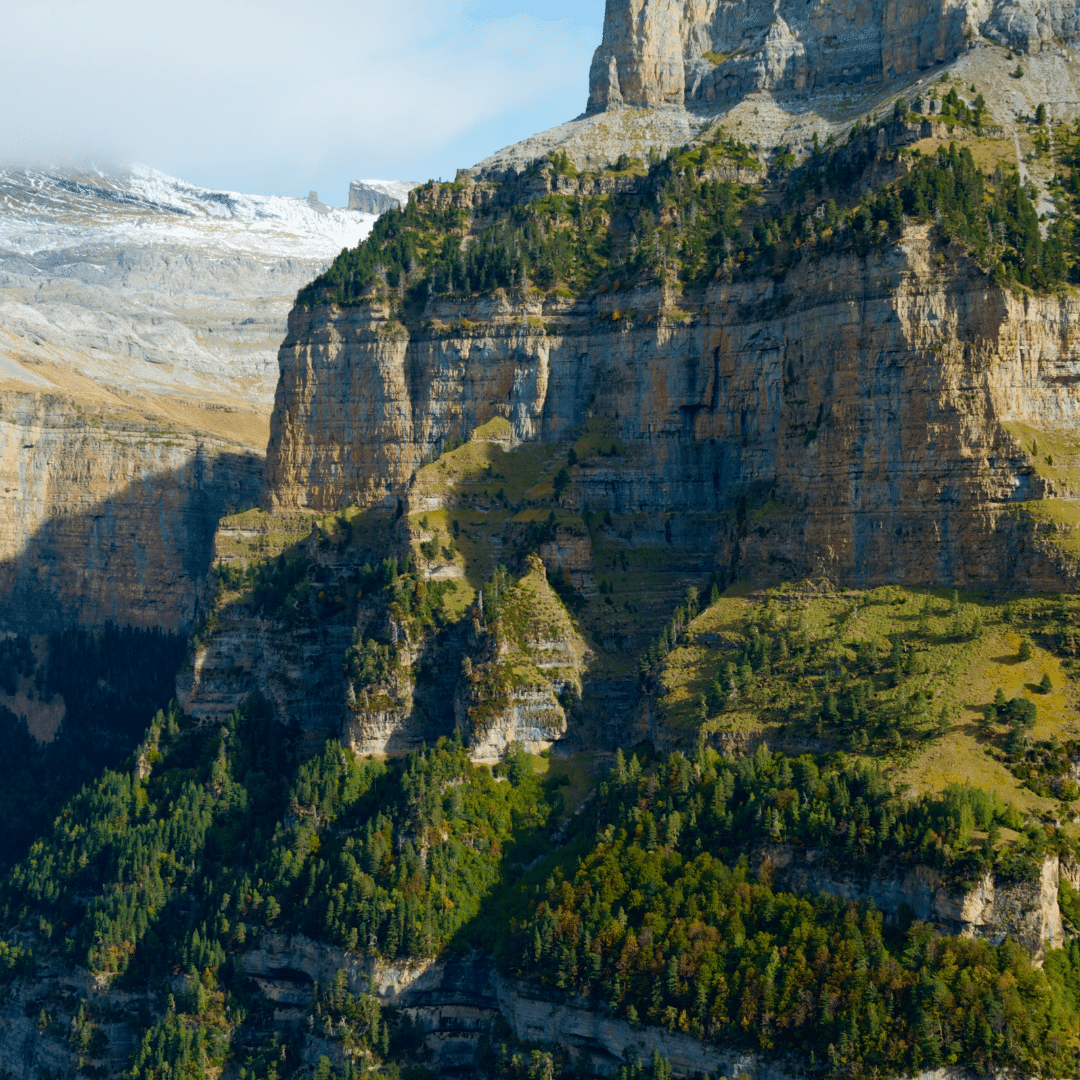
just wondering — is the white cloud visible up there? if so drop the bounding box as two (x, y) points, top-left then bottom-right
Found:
(0, 0), (601, 202)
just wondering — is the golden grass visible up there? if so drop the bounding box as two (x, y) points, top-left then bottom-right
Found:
(0, 356), (269, 451)
(908, 133), (1016, 173)
(895, 627), (1080, 825)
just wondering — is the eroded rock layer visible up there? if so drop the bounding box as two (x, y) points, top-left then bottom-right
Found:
(265, 219), (1080, 590)
(0, 392), (261, 632)
(585, 0), (1080, 114)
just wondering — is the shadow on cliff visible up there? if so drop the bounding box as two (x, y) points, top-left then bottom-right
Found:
(0, 449), (263, 634)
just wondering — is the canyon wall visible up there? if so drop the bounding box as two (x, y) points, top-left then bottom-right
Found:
(0, 166), (373, 634)
(0, 392), (261, 633)
(264, 213), (1080, 591)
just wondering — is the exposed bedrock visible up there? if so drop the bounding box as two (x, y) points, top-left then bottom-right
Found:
(0, 392), (262, 633)
(760, 847), (1071, 965)
(585, 0), (1080, 114)
(265, 224), (1080, 589)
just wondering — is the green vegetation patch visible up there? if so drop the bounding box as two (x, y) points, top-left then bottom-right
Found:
(494, 745), (1080, 1077)
(1002, 421), (1080, 498)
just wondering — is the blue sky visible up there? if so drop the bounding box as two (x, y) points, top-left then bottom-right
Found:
(1, 0), (605, 203)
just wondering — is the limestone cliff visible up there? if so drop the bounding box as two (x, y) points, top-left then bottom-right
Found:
(585, 0), (1080, 114)
(0, 391), (261, 632)
(178, 510), (386, 736)
(0, 165), (374, 634)
(761, 847), (1066, 963)
(264, 199), (1080, 591)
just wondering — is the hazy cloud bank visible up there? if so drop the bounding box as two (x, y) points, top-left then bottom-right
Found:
(1, 0), (601, 202)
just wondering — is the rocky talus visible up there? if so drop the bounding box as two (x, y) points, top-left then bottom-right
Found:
(264, 211), (1080, 590)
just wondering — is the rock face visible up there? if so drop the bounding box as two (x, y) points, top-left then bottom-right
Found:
(0, 167), (374, 407)
(178, 511), (379, 734)
(264, 181), (1080, 590)
(342, 620), (467, 758)
(239, 933), (796, 1077)
(0, 165), (377, 632)
(453, 555), (592, 760)
(348, 180), (422, 215)
(0, 392), (261, 632)
(763, 848), (1066, 963)
(176, 608), (352, 729)
(585, 0), (1080, 115)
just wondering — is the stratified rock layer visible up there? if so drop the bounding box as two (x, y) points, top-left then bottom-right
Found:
(0, 392), (261, 632)
(585, 0), (1080, 115)
(264, 219), (1080, 590)
(0, 165), (376, 633)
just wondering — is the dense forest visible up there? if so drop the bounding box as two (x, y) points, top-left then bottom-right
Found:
(499, 745), (1080, 1076)
(8, 87), (1080, 1080)
(1, 685), (1077, 1078)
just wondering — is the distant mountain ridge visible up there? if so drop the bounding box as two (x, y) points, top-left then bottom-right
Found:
(348, 179), (421, 215)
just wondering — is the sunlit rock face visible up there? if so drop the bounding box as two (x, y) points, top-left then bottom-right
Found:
(585, 0), (1080, 113)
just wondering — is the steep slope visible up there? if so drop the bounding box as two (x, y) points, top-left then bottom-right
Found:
(583, 0), (1073, 112)
(475, 0), (1080, 185)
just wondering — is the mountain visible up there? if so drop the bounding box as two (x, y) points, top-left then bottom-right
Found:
(473, 0), (1080, 183)
(6, 5), (1080, 1080)
(0, 166), (379, 632)
(348, 180), (421, 215)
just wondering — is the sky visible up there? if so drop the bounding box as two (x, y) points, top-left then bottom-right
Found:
(1, 0), (605, 205)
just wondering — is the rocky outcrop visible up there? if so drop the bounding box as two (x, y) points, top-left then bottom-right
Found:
(176, 609), (352, 730)
(585, 0), (1080, 115)
(454, 556), (592, 760)
(178, 510), (394, 737)
(348, 180), (421, 215)
(762, 847), (1066, 963)
(0, 954), (142, 1079)
(239, 933), (785, 1077)
(264, 207), (1080, 591)
(0, 392), (261, 632)
(342, 624), (466, 757)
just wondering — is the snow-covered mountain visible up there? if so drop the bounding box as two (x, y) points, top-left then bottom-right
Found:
(0, 165), (381, 406)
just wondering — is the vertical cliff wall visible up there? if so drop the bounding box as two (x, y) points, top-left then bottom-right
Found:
(263, 221), (1080, 590)
(584, 0), (1080, 114)
(0, 392), (261, 633)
